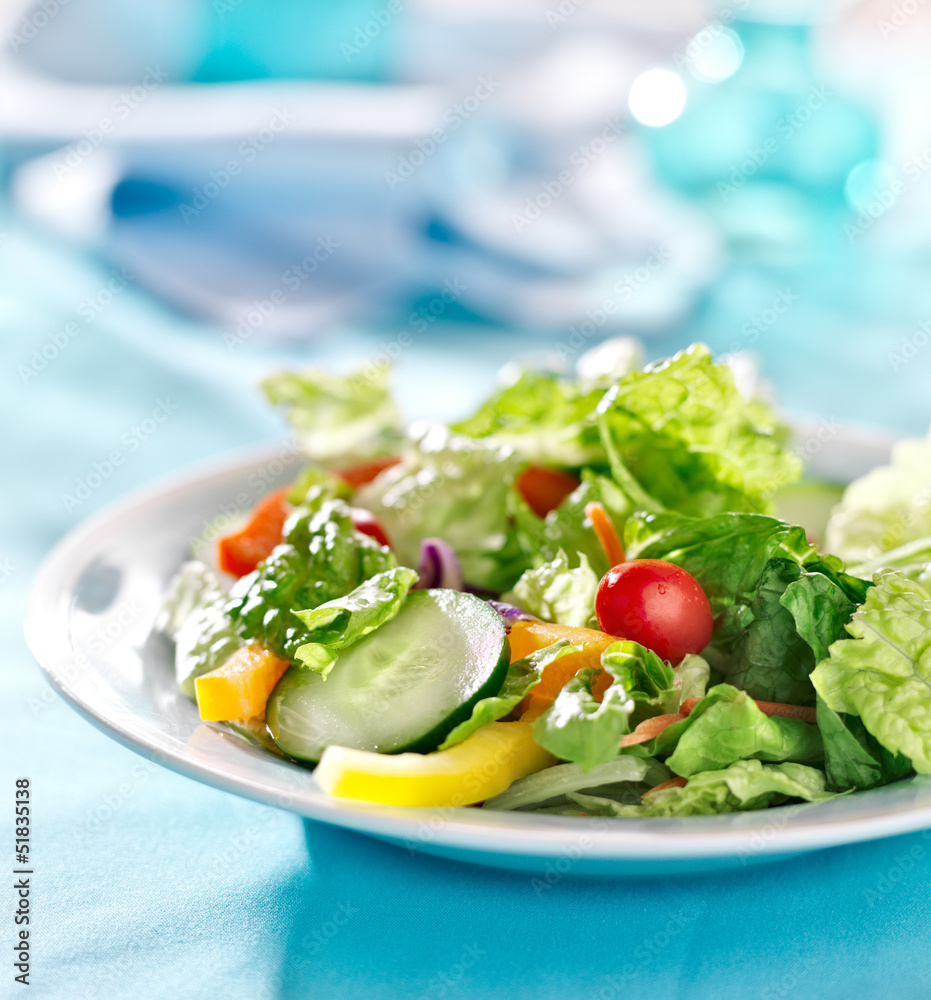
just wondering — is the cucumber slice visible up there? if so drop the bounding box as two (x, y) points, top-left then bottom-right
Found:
(266, 589), (509, 761)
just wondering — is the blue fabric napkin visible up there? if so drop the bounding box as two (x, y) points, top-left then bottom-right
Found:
(5, 219), (931, 1000)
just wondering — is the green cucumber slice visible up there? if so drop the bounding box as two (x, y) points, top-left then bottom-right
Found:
(266, 589), (509, 761)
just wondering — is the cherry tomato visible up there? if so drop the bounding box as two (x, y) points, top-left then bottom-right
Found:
(349, 507), (392, 549)
(594, 559), (713, 665)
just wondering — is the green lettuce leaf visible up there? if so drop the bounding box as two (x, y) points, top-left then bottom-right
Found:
(825, 430), (931, 569)
(354, 425), (526, 592)
(510, 471), (633, 579)
(816, 696), (913, 792)
(811, 570), (931, 773)
(451, 369), (606, 467)
(666, 685), (823, 777)
(225, 500), (396, 661)
(483, 754), (669, 811)
(291, 567), (418, 677)
(597, 343), (801, 517)
(159, 561), (241, 698)
(676, 653), (711, 706)
(503, 549), (598, 627)
(628, 511), (869, 704)
(261, 364), (402, 464)
(532, 666), (634, 771)
(436, 642), (568, 751)
(601, 640), (677, 721)
(614, 760), (836, 817)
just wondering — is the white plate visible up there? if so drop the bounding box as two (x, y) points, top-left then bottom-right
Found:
(25, 428), (931, 876)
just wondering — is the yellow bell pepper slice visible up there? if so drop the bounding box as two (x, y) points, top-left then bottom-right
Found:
(314, 721), (556, 807)
(195, 643), (289, 721)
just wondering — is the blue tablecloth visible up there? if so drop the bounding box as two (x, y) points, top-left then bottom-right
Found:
(6, 219), (931, 1000)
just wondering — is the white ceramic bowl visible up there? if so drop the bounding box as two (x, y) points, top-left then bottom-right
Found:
(25, 427), (931, 876)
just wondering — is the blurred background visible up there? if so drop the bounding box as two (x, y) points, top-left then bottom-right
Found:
(3, 0), (930, 455)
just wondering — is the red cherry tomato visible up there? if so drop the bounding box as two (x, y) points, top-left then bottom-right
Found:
(349, 507), (392, 549)
(594, 559), (713, 665)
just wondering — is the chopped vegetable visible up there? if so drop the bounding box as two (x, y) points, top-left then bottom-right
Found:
(516, 465), (582, 518)
(585, 501), (625, 567)
(195, 643), (289, 721)
(217, 487), (291, 578)
(314, 722), (555, 807)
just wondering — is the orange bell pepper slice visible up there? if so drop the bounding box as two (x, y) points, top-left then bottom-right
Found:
(515, 465), (581, 519)
(217, 486), (291, 577)
(195, 643), (290, 721)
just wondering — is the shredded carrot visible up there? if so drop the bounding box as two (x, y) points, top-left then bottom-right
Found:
(584, 501), (625, 567)
(642, 776), (688, 798)
(752, 700), (818, 724)
(680, 696), (817, 725)
(620, 713), (685, 747)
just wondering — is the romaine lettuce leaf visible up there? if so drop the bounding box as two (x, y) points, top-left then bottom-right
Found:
(676, 653), (710, 705)
(815, 696), (912, 792)
(614, 760), (836, 817)
(665, 685), (823, 777)
(628, 511), (869, 704)
(601, 640), (677, 721)
(292, 567), (418, 677)
(532, 666), (634, 771)
(483, 754), (668, 811)
(811, 571), (931, 773)
(261, 364), (402, 464)
(825, 430), (931, 569)
(597, 344), (801, 517)
(354, 424), (526, 592)
(225, 500), (396, 661)
(451, 369), (606, 467)
(159, 561), (242, 698)
(503, 549), (598, 628)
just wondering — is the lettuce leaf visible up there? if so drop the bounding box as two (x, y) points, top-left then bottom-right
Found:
(597, 344), (801, 517)
(261, 364), (402, 464)
(810, 570), (931, 773)
(291, 567), (418, 677)
(451, 369), (606, 467)
(665, 685), (823, 777)
(503, 549), (598, 627)
(614, 760), (836, 817)
(157, 560), (227, 639)
(483, 754), (668, 811)
(628, 511), (869, 704)
(825, 430), (931, 569)
(354, 424), (526, 592)
(531, 640), (675, 770)
(225, 500), (397, 661)
(510, 471), (633, 579)
(532, 666), (634, 771)
(676, 653), (710, 705)
(816, 696), (912, 792)
(436, 642), (566, 751)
